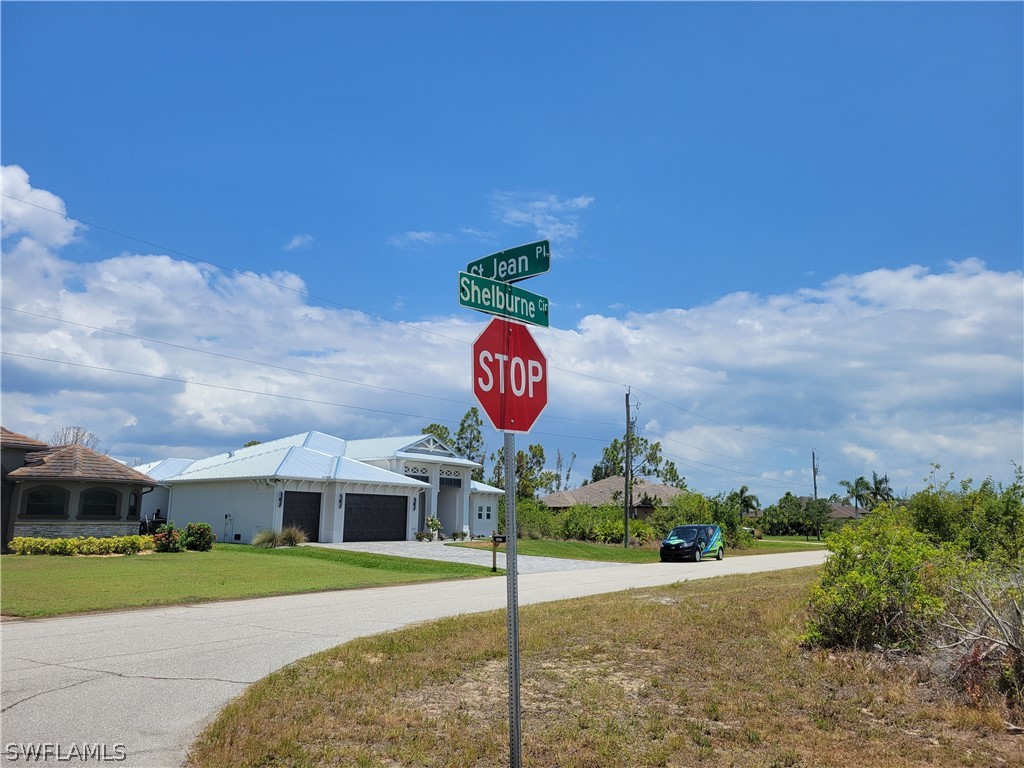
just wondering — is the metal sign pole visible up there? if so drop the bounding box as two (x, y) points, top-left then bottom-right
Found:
(504, 430), (522, 768)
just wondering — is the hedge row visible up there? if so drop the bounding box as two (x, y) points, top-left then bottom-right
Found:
(10, 535), (155, 556)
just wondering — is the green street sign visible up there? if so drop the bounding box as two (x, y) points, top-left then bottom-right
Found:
(458, 272), (550, 328)
(465, 239), (550, 283)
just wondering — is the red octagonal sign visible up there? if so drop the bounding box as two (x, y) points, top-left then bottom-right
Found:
(473, 317), (547, 433)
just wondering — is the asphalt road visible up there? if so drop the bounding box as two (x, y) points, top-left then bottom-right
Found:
(0, 548), (826, 767)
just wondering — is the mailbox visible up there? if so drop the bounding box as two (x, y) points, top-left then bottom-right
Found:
(492, 534), (508, 544)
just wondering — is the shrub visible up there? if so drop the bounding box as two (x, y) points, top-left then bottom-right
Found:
(560, 505), (603, 541)
(9, 537), (50, 555)
(182, 522), (216, 551)
(450, 530), (468, 541)
(804, 504), (947, 650)
(153, 523), (185, 553)
(278, 526), (308, 547)
(414, 530), (431, 542)
(252, 529), (280, 548)
(514, 498), (560, 539)
(9, 534), (153, 556)
(944, 565), (1024, 711)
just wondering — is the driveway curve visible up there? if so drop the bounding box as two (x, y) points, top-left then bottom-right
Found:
(0, 549), (826, 767)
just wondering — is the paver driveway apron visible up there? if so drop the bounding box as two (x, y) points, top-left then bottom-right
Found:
(0, 549), (826, 767)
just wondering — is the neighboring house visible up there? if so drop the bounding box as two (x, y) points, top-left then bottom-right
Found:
(540, 475), (688, 518)
(2, 427), (49, 551)
(139, 431), (503, 544)
(827, 502), (862, 522)
(1, 427), (157, 548)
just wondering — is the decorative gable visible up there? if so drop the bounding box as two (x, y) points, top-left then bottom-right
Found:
(404, 435), (458, 458)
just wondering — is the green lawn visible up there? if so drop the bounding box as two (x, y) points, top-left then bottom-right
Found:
(0, 544), (496, 618)
(757, 535), (828, 547)
(454, 537), (824, 563)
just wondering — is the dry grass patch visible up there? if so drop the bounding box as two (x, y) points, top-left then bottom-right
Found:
(188, 567), (1022, 767)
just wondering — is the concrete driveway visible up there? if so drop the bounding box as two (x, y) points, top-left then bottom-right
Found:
(0, 549), (826, 767)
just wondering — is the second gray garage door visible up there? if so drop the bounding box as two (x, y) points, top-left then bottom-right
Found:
(343, 494), (407, 542)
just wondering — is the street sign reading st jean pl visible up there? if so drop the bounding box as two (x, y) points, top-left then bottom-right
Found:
(458, 271), (550, 328)
(465, 239), (550, 283)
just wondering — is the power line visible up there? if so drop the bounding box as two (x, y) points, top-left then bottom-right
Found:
(3, 192), (838, 479)
(0, 306), (624, 432)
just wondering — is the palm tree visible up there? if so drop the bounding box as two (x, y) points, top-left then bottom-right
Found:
(869, 471), (893, 509)
(839, 476), (872, 518)
(737, 485), (760, 518)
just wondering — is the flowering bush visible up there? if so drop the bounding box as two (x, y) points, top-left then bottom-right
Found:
(425, 516), (442, 533)
(153, 523), (185, 553)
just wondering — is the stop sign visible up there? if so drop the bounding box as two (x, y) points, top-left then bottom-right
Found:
(473, 318), (547, 433)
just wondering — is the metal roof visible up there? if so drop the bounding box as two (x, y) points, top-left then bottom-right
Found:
(346, 435), (481, 468)
(159, 431), (428, 488)
(471, 479), (504, 495)
(134, 458), (196, 481)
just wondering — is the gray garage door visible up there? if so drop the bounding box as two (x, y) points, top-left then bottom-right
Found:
(283, 491), (321, 543)
(344, 494), (407, 542)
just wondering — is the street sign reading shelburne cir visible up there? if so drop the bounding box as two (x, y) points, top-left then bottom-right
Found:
(465, 239), (551, 283)
(458, 271), (550, 328)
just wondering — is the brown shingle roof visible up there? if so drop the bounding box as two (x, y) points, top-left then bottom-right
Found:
(541, 475), (688, 509)
(1, 427), (49, 450)
(8, 444), (156, 486)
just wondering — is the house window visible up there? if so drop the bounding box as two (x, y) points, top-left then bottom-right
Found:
(127, 491), (141, 520)
(440, 477), (462, 488)
(23, 487), (69, 518)
(478, 512), (483, 520)
(79, 488), (120, 518)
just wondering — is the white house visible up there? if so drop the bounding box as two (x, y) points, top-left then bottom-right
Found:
(137, 432), (503, 544)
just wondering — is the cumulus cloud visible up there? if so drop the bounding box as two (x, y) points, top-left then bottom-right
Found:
(284, 234), (314, 250)
(1, 165), (81, 248)
(1, 171), (1020, 503)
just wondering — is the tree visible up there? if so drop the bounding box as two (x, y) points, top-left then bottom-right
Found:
(50, 426), (102, 452)
(552, 449), (576, 492)
(869, 471), (894, 508)
(453, 408), (485, 482)
(839, 476), (872, 516)
(590, 435), (681, 485)
(804, 497), (833, 541)
(243, 440), (262, 448)
(735, 485), (760, 518)
(490, 443), (557, 499)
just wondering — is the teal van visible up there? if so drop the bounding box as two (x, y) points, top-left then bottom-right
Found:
(660, 524), (725, 562)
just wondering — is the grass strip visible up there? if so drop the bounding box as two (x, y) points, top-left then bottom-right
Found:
(0, 544), (494, 618)
(188, 566), (1016, 768)
(454, 537), (824, 562)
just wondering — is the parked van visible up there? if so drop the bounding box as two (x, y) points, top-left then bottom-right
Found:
(659, 524), (724, 562)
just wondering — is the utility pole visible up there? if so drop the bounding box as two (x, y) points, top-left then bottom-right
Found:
(812, 450), (819, 500)
(624, 389), (633, 548)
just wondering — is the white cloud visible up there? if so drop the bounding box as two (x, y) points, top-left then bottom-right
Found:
(1, 172), (1020, 504)
(385, 230), (451, 248)
(284, 234), (314, 251)
(1, 165), (81, 248)
(490, 191), (594, 243)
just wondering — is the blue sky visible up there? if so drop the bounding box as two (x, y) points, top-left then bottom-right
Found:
(2, 2), (1022, 504)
